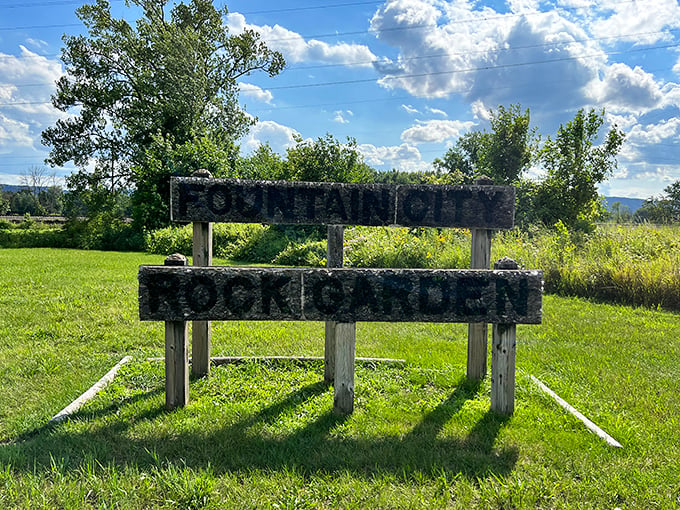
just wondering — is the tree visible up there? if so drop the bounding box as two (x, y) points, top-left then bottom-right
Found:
(237, 143), (286, 180)
(0, 188), (9, 216)
(20, 166), (52, 199)
(533, 108), (625, 229)
(283, 134), (376, 183)
(433, 104), (536, 184)
(608, 201), (632, 223)
(42, 0), (284, 228)
(634, 180), (680, 224)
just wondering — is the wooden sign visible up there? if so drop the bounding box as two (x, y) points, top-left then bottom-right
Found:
(139, 266), (542, 324)
(170, 178), (515, 229)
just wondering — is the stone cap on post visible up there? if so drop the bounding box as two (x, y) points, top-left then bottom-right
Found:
(494, 256), (519, 270)
(164, 253), (188, 267)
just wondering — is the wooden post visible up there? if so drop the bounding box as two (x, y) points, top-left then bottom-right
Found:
(334, 322), (356, 415)
(491, 257), (518, 415)
(164, 254), (189, 410)
(325, 225), (344, 384)
(467, 176), (493, 380)
(191, 169), (213, 377)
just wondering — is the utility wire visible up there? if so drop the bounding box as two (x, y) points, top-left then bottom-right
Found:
(1, 42), (677, 107)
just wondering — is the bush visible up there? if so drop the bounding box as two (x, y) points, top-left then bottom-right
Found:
(272, 240), (327, 267)
(63, 216), (144, 251)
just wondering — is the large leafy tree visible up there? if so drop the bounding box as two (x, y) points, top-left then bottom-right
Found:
(42, 0), (284, 229)
(434, 104), (536, 184)
(526, 108), (625, 230)
(282, 134), (376, 183)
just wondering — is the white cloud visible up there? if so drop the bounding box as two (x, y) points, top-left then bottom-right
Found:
(333, 110), (353, 124)
(358, 142), (430, 172)
(227, 13), (376, 66)
(401, 104), (419, 114)
(590, 0), (680, 44)
(239, 83), (273, 104)
(588, 64), (663, 112)
(401, 119), (475, 144)
(370, 0), (603, 116)
(240, 120), (299, 154)
(426, 107), (447, 117)
(0, 46), (64, 153)
(0, 114), (33, 149)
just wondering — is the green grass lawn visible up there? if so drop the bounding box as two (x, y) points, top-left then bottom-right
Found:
(0, 248), (679, 508)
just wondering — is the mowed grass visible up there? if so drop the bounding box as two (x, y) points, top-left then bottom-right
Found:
(0, 248), (679, 508)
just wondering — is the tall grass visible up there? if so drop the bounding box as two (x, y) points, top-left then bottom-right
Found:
(493, 223), (680, 310)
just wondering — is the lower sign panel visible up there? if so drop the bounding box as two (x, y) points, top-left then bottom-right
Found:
(139, 267), (542, 324)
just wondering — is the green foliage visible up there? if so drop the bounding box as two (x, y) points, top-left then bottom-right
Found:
(42, 0), (284, 229)
(273, 240), (327, 266)
(0, 192), (8, 216)
(434, 104), (535, 185)
(344, 227), (470, 268)
(532, 108), (625, 230)
(283, 134), (377, 183)
(492, 223), (680, 310)
(236, 143), (286, 180)
(633, 180), (680, 224)
(63, 216), (144, 251)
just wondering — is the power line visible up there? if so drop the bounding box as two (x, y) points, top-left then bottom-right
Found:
(1, 41), (677, 108)
(267, 42), (680, 91)
(0, 0), (124, 8)
(238, 1), (383, 16)
(284, 27), (680, 71)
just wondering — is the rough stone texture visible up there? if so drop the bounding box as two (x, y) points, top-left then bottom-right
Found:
(139, 267), (542, 324)
(171, 178), (397, 226)
(395, 184), (515, 229)
(139, 266), (303, 321)
(170, 178), (516, 229)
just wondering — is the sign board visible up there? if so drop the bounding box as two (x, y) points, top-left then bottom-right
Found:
(170, 178), (516, 229)
(139, 266), (542, 324)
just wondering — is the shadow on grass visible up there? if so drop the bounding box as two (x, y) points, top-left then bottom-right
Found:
(0, 376), (517, 481)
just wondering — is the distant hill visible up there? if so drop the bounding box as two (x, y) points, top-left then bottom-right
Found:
(603, 196), (645, 213)
(0, 184), (23, 193)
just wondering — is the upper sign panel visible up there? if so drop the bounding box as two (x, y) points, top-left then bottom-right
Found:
(171, 178), (515, 229)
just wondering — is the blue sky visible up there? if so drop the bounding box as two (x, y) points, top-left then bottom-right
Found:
(1, 0), (680, 199)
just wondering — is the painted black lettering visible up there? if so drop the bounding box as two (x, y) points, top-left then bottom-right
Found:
(448, 189), (471, 224)
(418, 275), (450, 314)
(454, 277), (489, 316)
(433, 189), (443, 223)
(477, 190), (498, 224)
(187, 274), (218, 313)
(178, 182), (204, 217)
(224, 275), (256, 314)
(325, 188), (348, 221)
(312, 276), (345, 315)
(349, 188), (360, 223)
(267, 186), (296, 221)
(381, 275), (414, 317)
(260, 274), (293, 314)
(362, 188), (391, 224)
(207, 186), (231, 215)
(146, 273), (182, 315)
(496, 277), (528, 316)
(304, 187), (325, 219)
(234, 186), (263, 218)
(403, 189), (430, 223)
(349, 275), (379, 314)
